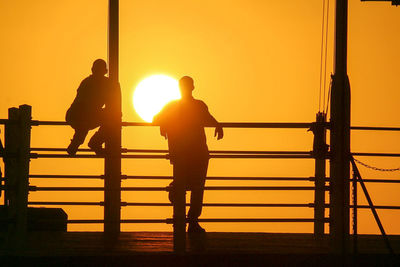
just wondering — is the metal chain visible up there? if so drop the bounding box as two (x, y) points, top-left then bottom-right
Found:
(353, 158), (400, 172)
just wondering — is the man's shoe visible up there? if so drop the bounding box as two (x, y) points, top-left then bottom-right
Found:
(188, 222), (206, 234)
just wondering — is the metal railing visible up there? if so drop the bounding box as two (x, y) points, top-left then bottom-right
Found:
(0, 106), (330, 253)
(2, 105), (400, 253)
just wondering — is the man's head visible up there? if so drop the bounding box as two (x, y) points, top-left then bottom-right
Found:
(179, 76), (194, 98)
(91, 59), (108, 76)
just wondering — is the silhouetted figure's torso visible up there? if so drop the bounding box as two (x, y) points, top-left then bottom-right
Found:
(154, 97), (214, 164)
(67, 75), (111, 126)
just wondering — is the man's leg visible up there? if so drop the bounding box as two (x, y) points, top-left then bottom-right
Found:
(187, 159), (208, 233)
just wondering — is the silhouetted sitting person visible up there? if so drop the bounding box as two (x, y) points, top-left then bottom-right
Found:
(66, 59), (111, 156)
(153, 76), (223, 233)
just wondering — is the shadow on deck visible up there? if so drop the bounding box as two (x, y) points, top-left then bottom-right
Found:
(1, 232), (400, 266)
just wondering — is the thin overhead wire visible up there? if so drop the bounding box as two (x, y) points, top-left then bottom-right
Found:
(318, 0), (327, 112)
(322, 0), (330, 112)
(318, 0), (331, 114)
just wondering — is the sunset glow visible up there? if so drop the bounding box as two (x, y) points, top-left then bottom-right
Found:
(133, 75), (181, 122)
(1, 1), (400, 235)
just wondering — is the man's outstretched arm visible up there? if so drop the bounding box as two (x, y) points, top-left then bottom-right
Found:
(202, 103), (223, 140)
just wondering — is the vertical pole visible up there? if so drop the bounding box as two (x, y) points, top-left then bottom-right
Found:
(104, 0), (122, 237)
(15, 105), (31, 243)
(313, 112), (327, 238)
(172, 185), (186, 253)
(329, 0), (351, 254)
(352, 167), (357, 254)
(4, 108), (19, 208)
(4, 106), (31, 248)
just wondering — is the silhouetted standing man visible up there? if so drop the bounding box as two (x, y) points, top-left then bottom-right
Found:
(66, 59), (112, 155)
(153, 76), (223, 233)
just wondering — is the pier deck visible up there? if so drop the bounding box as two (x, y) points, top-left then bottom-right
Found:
(1, 232), (400, 266)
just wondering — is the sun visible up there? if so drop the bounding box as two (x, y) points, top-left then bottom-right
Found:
(133, 75), (181, 122)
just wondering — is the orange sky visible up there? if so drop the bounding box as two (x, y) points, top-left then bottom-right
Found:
(1, 0), (400, 234)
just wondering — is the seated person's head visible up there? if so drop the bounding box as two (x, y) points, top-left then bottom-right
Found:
(179, 76), (194, 98)
(91, 59), (108, 76)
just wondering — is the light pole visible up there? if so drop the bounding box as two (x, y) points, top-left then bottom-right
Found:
(329, 0), (350, 254)
(104, 0), (122, 238)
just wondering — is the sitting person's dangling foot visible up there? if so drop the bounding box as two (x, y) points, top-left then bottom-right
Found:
(88, 130), (106, 156)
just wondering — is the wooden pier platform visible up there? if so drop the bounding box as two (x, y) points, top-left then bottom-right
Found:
(1, 232), (400, 266)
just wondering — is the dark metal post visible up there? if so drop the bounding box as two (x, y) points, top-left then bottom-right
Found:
(172, 185), (186, 253)
(352, 166), (358, 254)
(15, 105), (31, 241)
(104, 0), (122, 237)
(4, 106), (31, 247)
(4, 108), (19, 208)
(313, 112), (327, 238)
(329, 0), (351, 254)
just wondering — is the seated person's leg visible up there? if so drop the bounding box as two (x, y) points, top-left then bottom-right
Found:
(67, 128), (89, 155)
(87, 109), (107, 155)
(88, 126), (106, 155)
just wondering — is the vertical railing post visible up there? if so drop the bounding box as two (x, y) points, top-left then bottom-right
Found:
(15, 105), (32, 241)
(352, 166), (358, 254)
(104, 0), (122, 239)
(172, 185), (186, 253)
(312, 112), (327, 239)
(330, 0), (350, 254)
(4, 108), (19, 209)
(4, 105), (31, 247)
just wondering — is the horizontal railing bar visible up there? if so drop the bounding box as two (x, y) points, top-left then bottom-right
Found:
(194, 218), (325, 223)
(350, 178), (400, 183)
(27, 202), (314, 208)
(210, 154), (312, 159)
(67, 219), (167, 224)
(354, 205), (400, 210)
(124, 175), (315, 181)
(30, 147), (312, 155)
(31, 120), (68, 126)
(27, 202), (400, 209)
(28, 186), (166, 191)
(31, 121), (313, 128)
(29, 174), (103, 179)
(28, 186), (317, 191)
(30, 153), (312, 159)
(351, 126), (400, 131)
(126, 149), (312, 155)
(122, 122), (313, 128)
(30, 153), (102, 159)
(67, 218), (323, 224)
(352, 152), (400, 157)
(125, 202), (313, 207)
(28, 174), (315, 181)
(29, 201), (101, 206)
